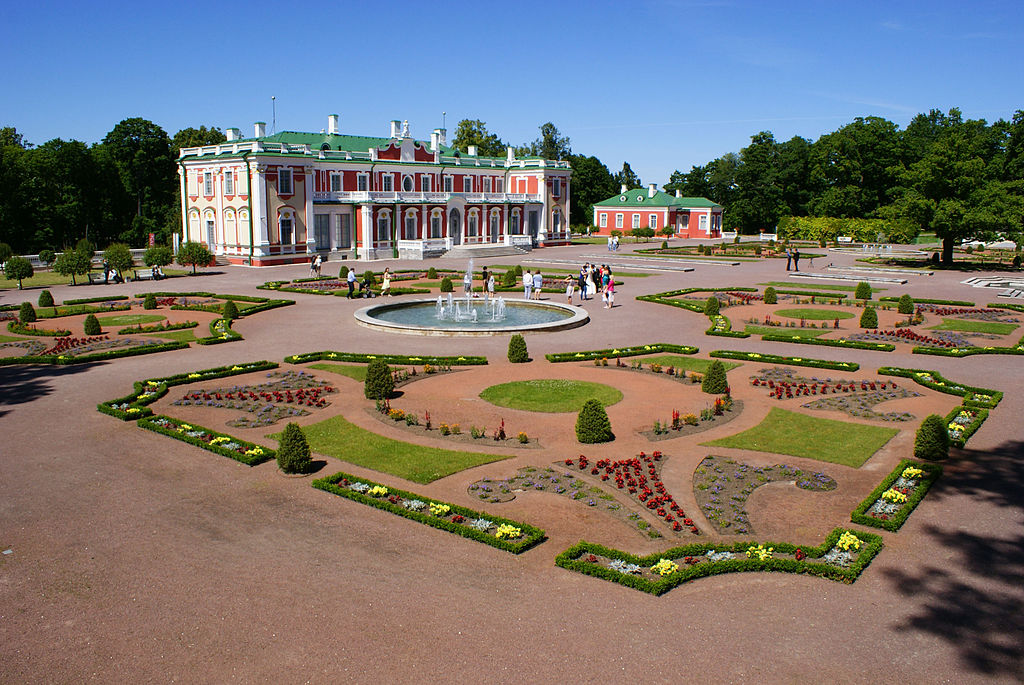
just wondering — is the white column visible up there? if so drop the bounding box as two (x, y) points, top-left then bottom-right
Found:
(251, 166), (269, 257)
(304, 166), (315, 254)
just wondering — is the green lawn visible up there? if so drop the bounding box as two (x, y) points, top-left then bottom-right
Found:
(759, 281), (883, 293)
(98, 314), (166, 326)
(745, 325), (831, 338)
(479, 379), (623, 413)
(638, 355), (740, 373)
(0, 271), (76, 289)
(701, 408), (898, 467)
(775, 308), (855, 320)
(142, 330), (197, 343)
(289, 415), (512, 484)
(928, 318), (1019, 335)
(0, 334), (29, 343)
(308, 362), (369, 382)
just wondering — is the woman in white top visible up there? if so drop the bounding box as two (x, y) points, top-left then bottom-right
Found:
(585, 266), (597, 299)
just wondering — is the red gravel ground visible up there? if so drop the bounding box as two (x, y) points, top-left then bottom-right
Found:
(2, 243), (1022, 683)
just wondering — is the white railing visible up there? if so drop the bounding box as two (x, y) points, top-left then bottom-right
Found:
(313, 191), (544, 204)
(721, 230), (738, 240)
(759, 232), (778, 242)
(506, 234), (532, 247)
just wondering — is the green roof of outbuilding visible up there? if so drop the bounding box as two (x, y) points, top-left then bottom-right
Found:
(593, 189), (722, 209)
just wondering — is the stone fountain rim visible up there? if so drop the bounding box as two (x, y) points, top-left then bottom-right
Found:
(353, 298), (590, 337)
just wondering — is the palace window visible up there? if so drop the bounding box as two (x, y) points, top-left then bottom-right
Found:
(615, 213), (623, 228)
(443, 176), (453, 192)
(357, 173), (368, 191)
(552, 178), (561, 197)
(203, 172), (213, 196)
(382, 174), (393, 192)
(632, 214), (640, 229)
(483, 177), (492, 193)
(330, 173), (342, 192)
(649, 214), (657, 229)
(599, 213), (607, 228)
(278, 169), (293, 195)
(223, 170), (234, 195)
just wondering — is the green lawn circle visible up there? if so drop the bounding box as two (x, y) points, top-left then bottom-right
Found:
(479, 379), (623, 413)
(775, 308), (854, 321)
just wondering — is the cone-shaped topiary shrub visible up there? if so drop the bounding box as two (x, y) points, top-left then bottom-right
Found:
(701, 360), (729, 394)
(276, 422), (312, 473)
(427, 267), (438, 279)
(855, 281), (872, 300)
(763, 287), (777, 305)
(703, 296), (720, 316)
(222, 299), (239, 320)
(897, 294), (914, 314)
(364, 359), (395, 400)
(362, 270), (376, 286)
(501, 269), (516, 287)
(914, 414), (950, 460)
(339, 265), (349, 279)
(507, 334), (529, 363)
(84, 313), (101, 335)
(19, 301), (37, 323)
(440, 276), (453, 293)
(143, 293), (157, 310)
(38, 290), (54, 308)
(859, 306), (878, 328)
(576, 399), (614, 444)
(513, 264), (523, 276)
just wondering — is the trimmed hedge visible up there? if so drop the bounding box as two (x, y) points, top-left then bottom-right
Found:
(772, 289), (848, 300)
(710, 349), (859, 371)
(7, 321), (71, 337)
(62, 295), (131, 305)
(555, 527), (884, 595)
(758, 334), (895, 351)
(706, 314), (750, 338)
(636, 287), (757, 313)
(546, 343), (698, 363)
(118, 321), (198, 335)
(312, 471), (546, 554)
(850, 459), (942, 532)
(285, 350), (488, 366)
(879, 296), (975, 306)
(138, 415), (274, 466)
(911, 341), (1024, 357)
(877, 367), (1002, 408)
(195, 318), (242, 345)
(37, 303), (131, 318)
(945, 405), (989, 448)
(0, 340), (188, 366)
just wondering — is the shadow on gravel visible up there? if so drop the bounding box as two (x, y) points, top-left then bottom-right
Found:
(0, 363), (96, 407)
(882, 440), (1024, 677)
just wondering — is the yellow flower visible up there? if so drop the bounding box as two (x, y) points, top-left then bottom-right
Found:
(494, 524), (522, 540)
(188, 373), (201, 379)
(837, 531), (862, 551)
(651, 558), (679, 576)
(428, 502), (451, 516)
(368, 485), (389, 497)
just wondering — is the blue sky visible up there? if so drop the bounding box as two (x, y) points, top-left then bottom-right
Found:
(2, 0), (1021, 186)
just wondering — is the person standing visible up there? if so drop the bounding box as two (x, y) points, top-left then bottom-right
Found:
(532, 270), (543, 299)
(613, 235), (619, 251)
(381, 267), (392, 297)
(793, 248), (801, 272)
(487, 273), (495, 301)
(607, 235), (613, 252)
(346, 267), (357, 298)
(586, 265), (597, 300)
(578, 264), (588, 300)
(523, 269), (532, 300)
(605, 269), (615, 308)
(785, 248), (792, 271)
(563, 274), (575, 304)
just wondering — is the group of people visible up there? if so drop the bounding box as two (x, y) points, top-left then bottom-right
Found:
(575, 262), (615, 308)
(606, 235), (620, 251)
(309, 253), (324, 278)
(520, 269), (543, 300)
(785, 248), (801, 271)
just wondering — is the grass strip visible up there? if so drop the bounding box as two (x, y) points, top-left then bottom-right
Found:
(479, 379), (623, 413)
(546, 343), (697, 363)
(927, 318), (1018, 335)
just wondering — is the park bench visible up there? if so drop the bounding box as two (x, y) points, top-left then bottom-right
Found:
(87, 272), (106, 285)
(133, 268), (155, 281)
(837, 236), (853, 244)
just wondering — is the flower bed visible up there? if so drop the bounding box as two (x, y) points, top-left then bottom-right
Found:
(555, 527), (883, 594)
(706, 314), (750, 338)
(852, 328), (968, 349)
(850, 459), (942, 531)
(546, 343), (698, 363)
(0, 339), (189, 366)
(118, 321), (198, 335)
(62, 295), (132, 305)
(173, 370), (336, 428)
(710, 350), (859, 371)
(286, 350), (488, 366)
(313, 471), (545, 553)
(759, 334), (895, 352)
(878, 296), (975, 306)
(877, 367), (1002, 408)
(7, 321), (72, 337)
(195, 318), (242, 345)
(945, 405), (988, 447)
(138, 415), (274, 466)
(750, 368), (919, 420)
(635, 287), (757, 313)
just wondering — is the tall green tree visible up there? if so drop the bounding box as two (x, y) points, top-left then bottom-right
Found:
(101, 118), (176, 245)
(170, 126), (226, 155)
(809, 117), (901, 218)
(567, 154), (617, 225)
(451, 119), (506, 157)
(728, 132), (788, 232)
(0, 127), (30, 250)
(21, 139), (106, 252)
(613, 162), (642, 190)
(519, 122), (571, 160)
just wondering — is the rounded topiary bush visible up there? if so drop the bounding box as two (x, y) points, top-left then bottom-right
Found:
(427, 266), (438, 279)
(364, 359), (394, 400)
(38, 290), (54, 308)
(362, 270), (376, 287)
(339, 265), (349, 279)
(19, 301), (36, 323)
(855, 281), (872, 300)
(501, 269), (516, 287)
(440, 276), (454, 293)
(859, 306), (878, 328)
(763, 286), (777, 305)
(703, 295), (720, 316)
(513, 264), (523, 276)
(701, 360), (729, 394)
(661, 240), (668, 250)
(897, 294), (914, 315)
(576, 398), (614, 444)
(143, 293), (157, 310)
(221, 299), (239, 320)
(84, 313), (101, 335)
(276, 422), (312, 474)
(507, 334), (529, 363)
(914, 414), (950, 461)
(930, 253), (940, 266)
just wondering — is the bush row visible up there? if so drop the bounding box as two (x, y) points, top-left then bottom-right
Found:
(62, 295), (131, 305)
(7, 321), (71, 337)
(877, 367), (1002, 408)
(138, 415), (274, 466)
(877, 296), (975, 306)
(546, 343), (698, 363)
(709, 350), (860, 371)
(312, 472), (546, 554)
(849, 459), (943, 532)
(911, 340), (1024, 357)
(118, 321), (198, 335)
(772, 289), (848, 300)
(194, 318), (242, 345)
(0, 340), (189, 366)
(555, 527), (884, 595)
(759, 334), (895, 352)
(285, 350), (488, 366)
(635, 287), (758, 313)
(37, 303), (131, 319)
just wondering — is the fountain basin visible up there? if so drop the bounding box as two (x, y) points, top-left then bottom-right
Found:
(354, 298), (589, 336)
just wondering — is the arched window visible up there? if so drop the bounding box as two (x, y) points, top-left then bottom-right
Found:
(402, 175), (413, 192)
(277, 209), (295, 246)
(403, 210), (418, 240)
(510, 209), (521, 235)
(430, 209), (444, 239)
(376, 209), (392, 242)
(489, 209), (501, 242)
(467, 210), (479, 237)
(551, 209), (562, 235)
(203, 209), (217, 247)
(224, 209), (236, 246)
(449, 208), (461, 238)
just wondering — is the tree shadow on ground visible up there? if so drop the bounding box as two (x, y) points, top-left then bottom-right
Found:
(882, 440), (1024, 677)
(0, 363), (96, 408)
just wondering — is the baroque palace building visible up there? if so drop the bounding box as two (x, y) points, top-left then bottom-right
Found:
(178, 115), (572, 265)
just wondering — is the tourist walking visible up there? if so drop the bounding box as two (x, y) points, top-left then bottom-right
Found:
(523, 269), (532, 300)
(607, 235), (613, 252)
(605, 270), (615, 308)
(613, 235), (619, 251)
(381, 267), (392, 297)
(346, 268), (356, 298)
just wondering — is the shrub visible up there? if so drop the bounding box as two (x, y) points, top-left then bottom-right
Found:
(897, 294), (914, 314)
(733, 234), (741, 244)
(754, 244), (762, 256)
(859, 306), (878, 328)
(364, 359), (395, 400)
(701, 360), (729, 394)
(221, 300), (239, 320)
(703, 296), (720, 316)
(513, 264), (523, 276)
(576, 399), (614, 444)
(19, 301), (37, 323)
(177, 241), (213, 274)
(1013, 255), (1021, 269)
(661, 240), (668, 250)
(4, 256), (33, 289)
(38, 249), (55, 267)
(362, 270), (376, 286)
(38, 290), (54, 308)
(143, 293), (157, 310)
(501, 269), (516, 287)
(103, 243), (134, 275)
(0, 242), (12, 263)
(276, 422), (312, 474)
(930, 252), (940, 265)
(83, 313), (101, 335)
(143, 245), (173, 267)
(53, 249), (91, 285)
(763, 287), (777, 304)
(75, 238), (95, 257)
(854, 281), (872, 300)
(440, 276), (454, 293)
(339, 265), (349, 279)
(914, 414), (950, 461)
(427, 267), (438, 279)
(507, 334), (529, 363)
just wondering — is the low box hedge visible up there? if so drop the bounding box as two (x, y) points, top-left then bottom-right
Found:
(879, 296), (975, 306)
(877, 366), (1002, 408)
(911, 342), (1024, 357)
(555, 527), (883, 595)
(850, 459), (942, 532)
(286, 350), (488, 366)
(313, 471), (545, 553)
(62, 295), (131, 305)
(710, 350), (860, 371)
(546, 343), (698, 363)
(195, 318), (242, 345)
(945, 405), (989, 448)
(37, 303), (131, 318)
(0, 340), (189, 366)
(7, 321), (71, 337)
(118, 321), (198, 335)
(759, 334), (895, 352)
(773, 289), (848, 300)
(138, 415), (274, 466)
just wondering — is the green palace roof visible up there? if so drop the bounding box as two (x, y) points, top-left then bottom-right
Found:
(229, 130), (469, 159)
(593, 188), (722, 209)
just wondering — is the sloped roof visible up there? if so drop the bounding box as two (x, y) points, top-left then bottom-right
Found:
(231, 130), (462, 158)
(594, 188), (723, 209)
